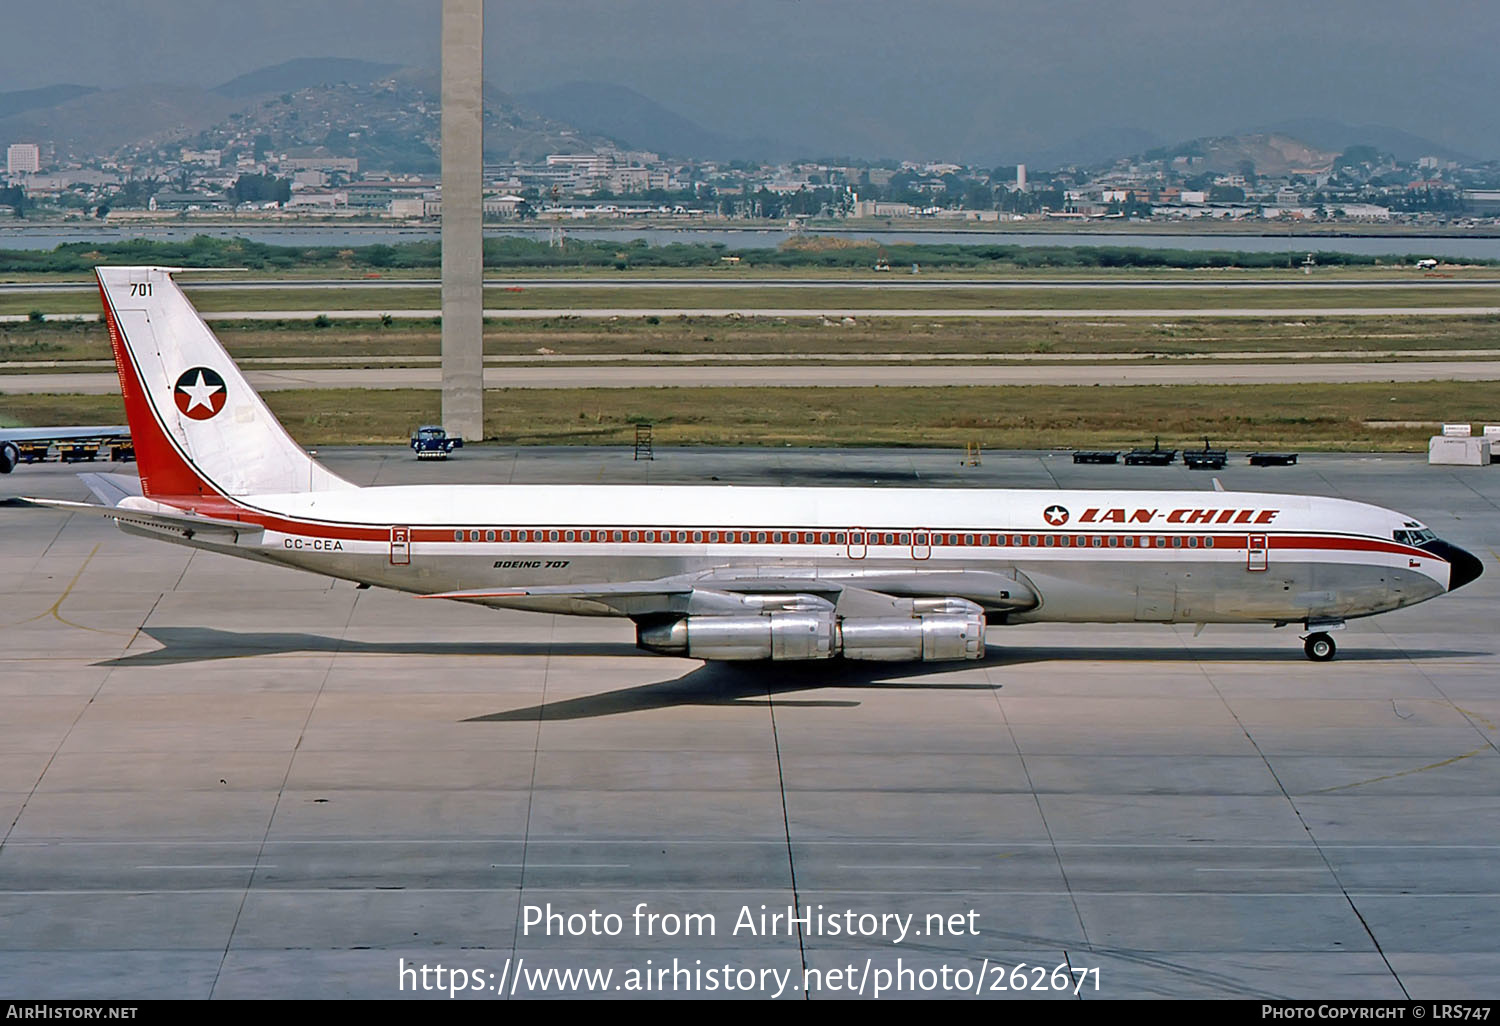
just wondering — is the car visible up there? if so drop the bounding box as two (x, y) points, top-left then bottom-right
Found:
(410, 425), (463, 460)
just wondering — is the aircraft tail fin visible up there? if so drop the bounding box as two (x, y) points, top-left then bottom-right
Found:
(95, 266), (354, 502)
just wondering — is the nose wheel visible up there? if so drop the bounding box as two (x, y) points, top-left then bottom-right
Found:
(1303, 632), (1337, 662)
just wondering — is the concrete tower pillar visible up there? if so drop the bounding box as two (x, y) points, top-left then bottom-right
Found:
(441, 0), (484, 441)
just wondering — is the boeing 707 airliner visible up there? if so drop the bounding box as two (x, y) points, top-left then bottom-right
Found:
(22, 267), (1482, 663)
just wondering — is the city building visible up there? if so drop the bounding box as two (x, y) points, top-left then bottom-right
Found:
(1463, 191), (1500, 215)
(482, 193), (527, 217)
(281, 147), (359, 174)
(852, 198), (918, 218)
(6, 143), (40, 176)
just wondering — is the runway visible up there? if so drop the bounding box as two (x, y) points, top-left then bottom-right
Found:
(4, 277), (1498, 292)
(1, 447), (1497, 998)
(7, 359), (1500, 394)
(8, 347), (1499, 373)
(6, 305), (1500, 326)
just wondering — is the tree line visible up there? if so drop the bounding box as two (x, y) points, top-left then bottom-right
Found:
(0, 235), (1487, 274)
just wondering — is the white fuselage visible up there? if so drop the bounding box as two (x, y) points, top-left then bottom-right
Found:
(122, 482), (1449, 625)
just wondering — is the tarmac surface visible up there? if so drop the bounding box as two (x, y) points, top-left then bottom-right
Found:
(2, 446), (1498, 999)
(7, 359), (1500, 394)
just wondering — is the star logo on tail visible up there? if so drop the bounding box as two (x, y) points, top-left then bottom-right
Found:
(173, 367), (227, 421)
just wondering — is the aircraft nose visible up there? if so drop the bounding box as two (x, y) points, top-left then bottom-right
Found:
(1422, 540), (1485, 592)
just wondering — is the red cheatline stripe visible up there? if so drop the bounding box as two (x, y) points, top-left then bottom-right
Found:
(219, 518), (1436, 563)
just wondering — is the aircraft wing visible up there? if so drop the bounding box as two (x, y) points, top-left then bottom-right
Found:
(1, 426), (131, 473)
(15, 496), (264, 543)
(421, 577), (698, 616)
(422, 567), (1035, 616)
(0, 425), (131, 443)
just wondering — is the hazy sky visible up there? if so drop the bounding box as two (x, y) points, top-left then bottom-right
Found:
(5, 0), (1498, 160)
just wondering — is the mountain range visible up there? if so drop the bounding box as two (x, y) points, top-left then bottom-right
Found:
(0, 59), (608, 170)
(0, 59), (1482, 173)
(516, 81), (794, 162)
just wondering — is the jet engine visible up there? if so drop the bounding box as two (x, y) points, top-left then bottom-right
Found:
(636, 596), (986, 662)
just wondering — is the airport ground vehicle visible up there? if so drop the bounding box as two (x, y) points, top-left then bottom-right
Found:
(20, 267), (1483, 664)
(1184, 440), (1229, 470)
(1125, 439), (1177, 466)
(410, 425), (462, 460)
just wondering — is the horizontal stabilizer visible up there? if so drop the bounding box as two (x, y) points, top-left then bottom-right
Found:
(18, 496), (264, 542)
(77, 472), (144, 507)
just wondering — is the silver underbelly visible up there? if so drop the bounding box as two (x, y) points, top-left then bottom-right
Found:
(251, 545), (1439, 625)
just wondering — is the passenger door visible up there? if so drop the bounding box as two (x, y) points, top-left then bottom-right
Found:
(1247, 533), (1268, 572)
(847, 527), (867, 560)
(911, 529), (932, 561)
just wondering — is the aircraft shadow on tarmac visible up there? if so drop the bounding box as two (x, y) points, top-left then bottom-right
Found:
(98, 626), (1482, 670)
(467, 661), (1001, 722)
(96, 626), (1484, 721)
(464, 643), (1487, 722)
(98, 626), (641, 666)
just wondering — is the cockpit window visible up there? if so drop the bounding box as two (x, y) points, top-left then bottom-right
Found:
(1394, 528), (1437, 546)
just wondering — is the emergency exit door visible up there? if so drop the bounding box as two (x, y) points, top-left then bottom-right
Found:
(390, 526), (411, 566)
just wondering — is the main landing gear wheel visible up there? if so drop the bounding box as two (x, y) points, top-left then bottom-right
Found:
(1303, 632), (1337, 662)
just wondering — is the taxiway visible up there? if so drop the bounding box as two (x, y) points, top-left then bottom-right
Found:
(1, 447), (1497, 998)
